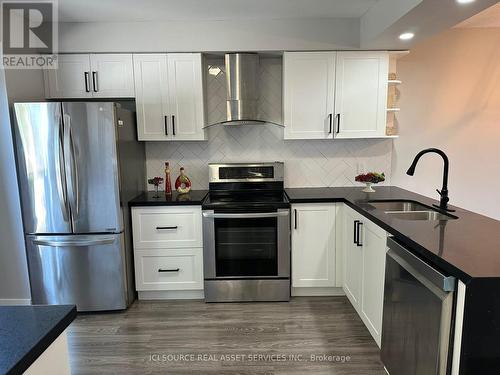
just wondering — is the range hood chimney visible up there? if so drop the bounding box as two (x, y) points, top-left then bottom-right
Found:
(224, 53), (263, 125)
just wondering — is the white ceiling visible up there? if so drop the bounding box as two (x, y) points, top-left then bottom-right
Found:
(456, 2), (500, 28)
(57, 0), (379, 22)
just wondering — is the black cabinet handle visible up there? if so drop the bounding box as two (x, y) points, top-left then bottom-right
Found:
(172, 115), (176, 136)
(84, 72), (90, 92)
(356, 221), (363, 247)
(336, 114), (341, 134)
(328, 114), (333, 134)
(164, 116), (168, 135)
(294, 209), (297, 229)
(158, 268), (180, 273)
(92, 71), (98, 92)
(156, 226), (178, 230)
(353, 220), (359, 244)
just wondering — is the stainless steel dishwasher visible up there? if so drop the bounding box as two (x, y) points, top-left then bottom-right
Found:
(381, 237), (456, 375)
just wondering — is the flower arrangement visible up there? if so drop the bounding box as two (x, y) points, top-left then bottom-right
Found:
(148, 176), (164, 198)
(355, 172), (385, 193)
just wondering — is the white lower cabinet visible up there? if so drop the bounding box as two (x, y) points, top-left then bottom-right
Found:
(131, 206), (204, 299)
(291, 204), (339, 294)
(342, 204), (387, 347)
(134, 248), (203, 291)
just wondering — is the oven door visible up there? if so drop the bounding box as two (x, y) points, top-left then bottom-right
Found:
(203, 209), (290, 279)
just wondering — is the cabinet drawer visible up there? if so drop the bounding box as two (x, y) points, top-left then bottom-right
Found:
(135, 248), (203, 291)
(132, 206), (202, 249)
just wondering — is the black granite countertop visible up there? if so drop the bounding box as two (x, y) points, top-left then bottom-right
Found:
(129, 190), (208, 206)
(0, 305), (76, 375)
(285, 186), (500, 282)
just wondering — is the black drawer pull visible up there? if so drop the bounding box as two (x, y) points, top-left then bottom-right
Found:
(156, 226), (178, 230)
(353, 220), (359, 244)
(158, 268), (180, 273)
(172, 115), (176, 135)
(294, 209), (297, 229)
(164, 116), (168, 135)
(328, 113), (333, 134)
(92, 71), (98, 92)
(84, 72), (90, 92)
(356, 221), (363, 247)
(336, 113), (341, 133)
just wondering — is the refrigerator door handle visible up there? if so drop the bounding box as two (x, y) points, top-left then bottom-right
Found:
(55, 112), (69, 221)
(31, 236), (116, 247)
(63, 114), (80, 218)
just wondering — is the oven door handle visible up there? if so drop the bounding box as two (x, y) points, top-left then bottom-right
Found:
(202, 211), (289, 219)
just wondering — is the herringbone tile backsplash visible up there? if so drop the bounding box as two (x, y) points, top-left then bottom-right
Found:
(146, 56), (392, 189)
(146, 126), (392, 189)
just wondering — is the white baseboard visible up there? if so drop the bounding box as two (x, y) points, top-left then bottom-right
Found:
(138, 290), (204, 300)
(0, 298), (31, 305)
(291, 287), (345, 297)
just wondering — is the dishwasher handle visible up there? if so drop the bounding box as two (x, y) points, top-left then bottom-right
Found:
(387, 237), (456, 292)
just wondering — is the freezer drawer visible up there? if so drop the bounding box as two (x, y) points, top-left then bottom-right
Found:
(26, 234), (128, 311)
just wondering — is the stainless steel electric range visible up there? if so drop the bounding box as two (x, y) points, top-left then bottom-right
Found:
(202, 162), (290, 302)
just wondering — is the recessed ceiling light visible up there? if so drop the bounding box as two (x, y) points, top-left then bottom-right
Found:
(456, 0), (475, 4)
(399, 32), (415, 41)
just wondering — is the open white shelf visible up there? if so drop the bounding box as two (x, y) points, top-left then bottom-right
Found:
(388, 80), (402, 84)
(386, 108), (400, 112)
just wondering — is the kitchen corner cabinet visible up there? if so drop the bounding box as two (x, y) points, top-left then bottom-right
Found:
(283, 52), (336, 140)
(291, 204), (336, 288)
(342, 204), (387, 347)
(134, 53), (206, 141)
(283, 51), (389, 140)
(44, 54), (135, 98)
(334, 52), (389, 138)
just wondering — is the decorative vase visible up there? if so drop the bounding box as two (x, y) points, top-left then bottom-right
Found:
(164, 162), (172, 196)
(153, 185), (160, 198)
(148, 177), (164, 199)
(363, 182), (376, 193)
(175, 167), (192, 194)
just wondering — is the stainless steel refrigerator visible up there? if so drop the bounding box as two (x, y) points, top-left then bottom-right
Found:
(12, 102), (145, 312)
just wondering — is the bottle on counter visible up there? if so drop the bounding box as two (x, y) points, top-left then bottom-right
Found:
(175, 167), (192, 194)
(164, 162), (172, 196)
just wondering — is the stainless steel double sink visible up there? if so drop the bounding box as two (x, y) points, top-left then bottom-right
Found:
(368, 200), (458, 221)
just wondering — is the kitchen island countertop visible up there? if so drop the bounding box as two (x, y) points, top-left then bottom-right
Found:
(0, 304), (76, 375)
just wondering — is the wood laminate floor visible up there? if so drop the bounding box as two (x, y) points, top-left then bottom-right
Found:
(67, 297), (385, 374)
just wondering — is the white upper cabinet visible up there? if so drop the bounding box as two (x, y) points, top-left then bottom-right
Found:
(283, 52), (336, 140)
(44, 54), (135, 99)
(291, 204), (336, 288)
(133, 54), (170, 141)
(334, 52), (389, 138)
(134, 53), (206, 141)
(44, 54), (93, 99)
(90, 54), (135, 97)
(167, 54), (206, 141)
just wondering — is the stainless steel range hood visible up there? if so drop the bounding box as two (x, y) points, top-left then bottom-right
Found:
(223, 53), (264, 125)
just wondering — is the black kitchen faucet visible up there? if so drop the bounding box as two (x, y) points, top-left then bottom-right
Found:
(406, 148), (455, 212)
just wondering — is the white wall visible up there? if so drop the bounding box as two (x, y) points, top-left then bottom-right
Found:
(0, 66), (31, 304)
(4, 69), (45, 103)
(392, 28), (500, 220)
(57, 18), (359, 53)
